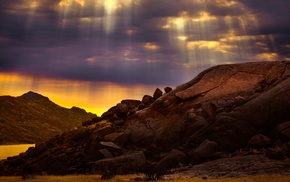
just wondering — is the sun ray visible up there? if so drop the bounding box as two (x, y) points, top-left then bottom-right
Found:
(57, 0), (137, 35)
(163, 0), (273, 67)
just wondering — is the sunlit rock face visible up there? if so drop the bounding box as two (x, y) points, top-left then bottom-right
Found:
(1, 61), (290, 175)
(130, 61), (290, 150)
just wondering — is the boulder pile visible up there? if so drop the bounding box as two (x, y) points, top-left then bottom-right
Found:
(1, 61), (290, 176)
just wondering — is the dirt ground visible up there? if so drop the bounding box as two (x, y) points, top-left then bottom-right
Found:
(1, 175), (290, 182)
(1, 154), (290, 182)
(169, 154), (290, 179)
(0, 175), (290, 182)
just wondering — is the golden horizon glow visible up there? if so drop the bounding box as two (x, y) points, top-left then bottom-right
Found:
(0, 72), (166, 116)
(0, 144), (35, 160)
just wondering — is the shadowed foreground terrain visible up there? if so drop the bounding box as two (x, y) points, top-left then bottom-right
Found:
(1, 61), (290, 179)
(0, 92), (96, 144)
(1, 175), (290, 182)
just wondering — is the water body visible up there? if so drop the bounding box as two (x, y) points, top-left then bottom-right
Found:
(0, 144), (35, 160)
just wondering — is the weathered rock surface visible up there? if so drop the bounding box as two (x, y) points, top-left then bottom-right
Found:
(277, 121), (290, 141)
(169, 154), (290, 179)
(189, 140), (219, 164)
(164, 87), (172, 94)
(153, 88), (163, 100)
(91, 151), (146, 174)
(248, 134), (272, 149)
(155, 149), (189, 172)
(1, 61), (290, 176)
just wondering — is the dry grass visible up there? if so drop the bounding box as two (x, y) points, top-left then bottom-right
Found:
(0, 175), (290, 182)
(168, 175), (290, 182)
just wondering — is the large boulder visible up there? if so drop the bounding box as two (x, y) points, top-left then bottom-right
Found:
(98, 141), (122, 157)
(91, 151), (146, 174)
(94, 120), (114, 138)
(276, 121), (290, 141)
(104, 131), (130, 147)
(115, 103), (129, 118)
(141, 95), (154, 106)
(153, 88), (163, 100)
(164, 87), (172, 94)
(155, 149), (189, 172)
(189, 140), (219, 164)
(248, 134), (272, 149)
(121, 100), (141, 109)
(121, 100), (141, 115)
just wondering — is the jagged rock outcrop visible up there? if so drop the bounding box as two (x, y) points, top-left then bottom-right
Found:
(130, 61), (290, 151)
(1, 61), (290, 176)
(0, 91), (96, 144)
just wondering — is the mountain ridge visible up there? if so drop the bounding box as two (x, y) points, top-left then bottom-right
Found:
(20, 91), (50, 100)
(0, 91), (96, 145)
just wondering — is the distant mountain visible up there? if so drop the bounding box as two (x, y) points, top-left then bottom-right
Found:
(0, 91), (96, 144)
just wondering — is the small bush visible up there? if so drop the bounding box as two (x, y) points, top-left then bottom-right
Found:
(142, 162), (164, 181)
(100, 170), (115, 180)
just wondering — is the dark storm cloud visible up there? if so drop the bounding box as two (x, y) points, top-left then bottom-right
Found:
(238, 0), (290, 59)
(240, 0), (290, 34)
(1, 0), (290, 86)
(0, 0), (59, 42)
(48, 59), (182, 85)
(1, 43), (183, 85)
(138, 0), (198, 18)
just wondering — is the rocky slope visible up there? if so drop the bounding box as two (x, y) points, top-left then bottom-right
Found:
(0, 91), (96, 144)
(1, 61), (290, 176)
(169, 154), (290, 179)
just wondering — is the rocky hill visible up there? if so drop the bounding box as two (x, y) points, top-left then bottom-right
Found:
(0, 91), (96, 144)
(1, 61), (290, 177)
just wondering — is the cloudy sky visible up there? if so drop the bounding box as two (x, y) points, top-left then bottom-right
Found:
(1, 0), (290, 115)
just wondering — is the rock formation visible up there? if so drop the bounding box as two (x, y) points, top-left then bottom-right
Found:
(1, 61), (290, 176)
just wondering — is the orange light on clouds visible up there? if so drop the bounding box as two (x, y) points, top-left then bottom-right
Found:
(59, 0), (85, 7)
(57, 0), (138, 34)
(26, 0), (39, 9)
(103, 0), (137, 34)
(0, 73), (162, 116)
(256, 53), (279, 61)
(216, 0), (238, 7)
(191, 11), (216, 22)
(76, 0), (86, 7)
(144, 42), (160, 50)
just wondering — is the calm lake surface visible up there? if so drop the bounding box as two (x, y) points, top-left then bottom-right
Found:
(0, 144), (35, 160)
